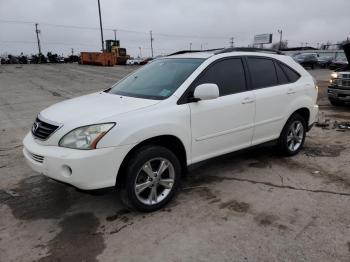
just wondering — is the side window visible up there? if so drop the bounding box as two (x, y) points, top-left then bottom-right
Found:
(247, 57), (278, 89)
(195, 58), (246, 96)
(279, 62), (300, 82)
(274, 61), (289, 85)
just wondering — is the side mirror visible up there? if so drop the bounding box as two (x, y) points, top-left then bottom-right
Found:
(193, 83), (219, 101)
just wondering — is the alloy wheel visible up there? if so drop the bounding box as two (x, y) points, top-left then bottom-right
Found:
(134, 157), (175, 205)
(287, 120), (304, 152)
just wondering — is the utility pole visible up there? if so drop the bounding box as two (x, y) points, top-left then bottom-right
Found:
(150, 30), (154, 58)
(35, 23), (42, 55)
(97, 0), (104, 52)
(189, 42), (192, 50)
(35, 23), (42, 63)
(139, 47), (142, 58)
(113, 29), (117, 41)
(278, 29), (282, 50)
(229, 37), (234, 48)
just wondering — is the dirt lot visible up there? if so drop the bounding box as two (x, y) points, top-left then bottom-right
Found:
(1, 64), (350, 262)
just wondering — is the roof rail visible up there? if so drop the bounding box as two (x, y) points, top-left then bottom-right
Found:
(167, 48), (223, 56)
(214, 47), (284, 55)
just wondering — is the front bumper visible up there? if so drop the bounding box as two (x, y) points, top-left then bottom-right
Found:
(22, 133), (134, 190)
(328, 86), (350, 102)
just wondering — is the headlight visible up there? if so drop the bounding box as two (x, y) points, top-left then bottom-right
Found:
(331, 72), (338, 79)
(59, 123), (115, 150)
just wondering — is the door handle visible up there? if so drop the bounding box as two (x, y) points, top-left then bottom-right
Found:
(241, 97), (255, 104)
(287, 88), (296, 94)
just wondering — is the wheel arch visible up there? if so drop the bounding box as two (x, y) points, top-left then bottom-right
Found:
(115, 135), (188, 188)
(282, 107), (310, 134)
(293, 107), (310, 126)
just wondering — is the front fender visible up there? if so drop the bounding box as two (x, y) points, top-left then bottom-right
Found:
(97, 102), (192, 162)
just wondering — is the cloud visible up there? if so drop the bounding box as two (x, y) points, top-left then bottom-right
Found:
(0, 0), (349, 56)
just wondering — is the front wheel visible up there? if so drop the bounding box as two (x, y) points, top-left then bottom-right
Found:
(120, 145), (181, 212)
(277, 114), (306, 156)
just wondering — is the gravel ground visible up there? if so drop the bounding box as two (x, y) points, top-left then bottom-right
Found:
(0, 64), (350, 262)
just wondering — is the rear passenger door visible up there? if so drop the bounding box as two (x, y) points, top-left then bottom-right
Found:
(189, 58), (255, 163)
(246, 57), (300, 145)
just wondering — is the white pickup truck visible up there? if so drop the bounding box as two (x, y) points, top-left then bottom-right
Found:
(328, 43), (350, 106)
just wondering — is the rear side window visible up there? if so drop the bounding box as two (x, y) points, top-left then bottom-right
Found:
(195, 58), (246, 96)
(279, 62), (300, 82)
(247, 58), (278, 89)
(275, 62), (289, 84)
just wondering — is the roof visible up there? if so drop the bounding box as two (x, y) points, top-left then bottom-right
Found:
(167, 47), (284, 59)
(167, 52), (215, 59)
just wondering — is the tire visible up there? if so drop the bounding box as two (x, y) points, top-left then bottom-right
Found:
(277, 113), (307, 156)
(329, 99), (345, 106)
(120, 145), (181, 212)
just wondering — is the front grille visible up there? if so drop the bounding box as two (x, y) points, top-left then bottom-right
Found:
(31, 117), (59, 140)
(338, 79), (350, 88)
(26, 149), (45, 163)
(340, 73), (350, 79)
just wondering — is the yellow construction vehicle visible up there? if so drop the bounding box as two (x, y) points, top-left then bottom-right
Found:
(80, 40), (129, 66)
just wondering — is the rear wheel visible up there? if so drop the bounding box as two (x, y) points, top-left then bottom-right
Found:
(120, 145), (181, 212)
(278, 114), (306, 156)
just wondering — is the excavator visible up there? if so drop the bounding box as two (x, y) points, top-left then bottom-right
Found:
(80, 40), (129, 66)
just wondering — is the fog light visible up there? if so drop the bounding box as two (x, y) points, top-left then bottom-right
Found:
(62, 165), (72, 177)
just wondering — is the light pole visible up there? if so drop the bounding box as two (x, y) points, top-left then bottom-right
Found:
(113, 29), (117, 41)
(189, 42), (192, 50)
(97, 0), (104, 52)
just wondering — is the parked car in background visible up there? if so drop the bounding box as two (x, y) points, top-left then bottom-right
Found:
(329, 56), (348, 70)
(23, 48), (318, 212)
(140, 57), (154, 65)
(293, 53), (318, 69)
(328, 43), (350, 106)
(127, 58), (143, 65)
(317, 55), (333, 68)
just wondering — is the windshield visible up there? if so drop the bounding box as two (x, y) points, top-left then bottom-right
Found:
(109, 58), (204, 100)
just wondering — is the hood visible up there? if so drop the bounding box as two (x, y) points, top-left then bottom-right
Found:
(40, 92), (160, 124)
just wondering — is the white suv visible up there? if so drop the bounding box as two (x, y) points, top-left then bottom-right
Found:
(23, 48), (319, 211)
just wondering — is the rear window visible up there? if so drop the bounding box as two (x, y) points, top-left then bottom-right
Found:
(247, 57), (278, 89)
(279, 62), (300, 82)
(275, 62), (289, 85)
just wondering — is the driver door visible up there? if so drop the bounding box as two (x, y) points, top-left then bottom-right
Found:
(189, 58), (255, 163)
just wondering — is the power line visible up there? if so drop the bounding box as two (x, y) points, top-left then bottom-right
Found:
(0, 40), (176, 51)
(0, 19), (230, 39)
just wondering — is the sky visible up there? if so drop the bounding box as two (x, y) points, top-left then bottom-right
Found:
(0, 0), (349, 57)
